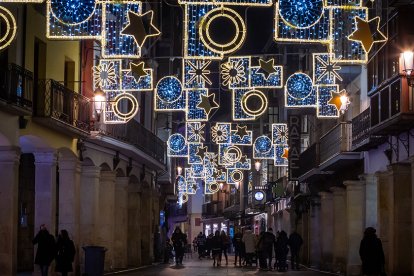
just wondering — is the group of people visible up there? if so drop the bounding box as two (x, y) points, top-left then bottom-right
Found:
(233, 228), (303, 271)
(32, 224), (76, 276)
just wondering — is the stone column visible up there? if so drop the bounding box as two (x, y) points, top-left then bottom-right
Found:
(0, 147), (20, 274)
(319, 191), (334, 271)
(344, 180), (365, 276)
(98, 170), (116, 270)
(330, 187), (347, 273)
(386, 164), (411, 275)
(309, 197), (321, 268)
(34, 151), (57, 235)
(58, 156), (81, 274)
(140, 186), (153, 265)
(127, 182), (141, 267)
(79, 165), (100, 273)
(376, 171), (391, 273)
(362, 174), (378, 229)
(113, 177), (129, 269)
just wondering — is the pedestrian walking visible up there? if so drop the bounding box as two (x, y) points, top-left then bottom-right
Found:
(192, 237), (198, 252)
(205, 233), (213, 258)
(242, 228), (257, 267)
(211, 230), (223, 267)
(257, 231), (268, 270)
(32, 224), (56, 276)
(260, 228), (276, 270)
(288, 230), (303, 270)
(55, 230), (76, 276)
(220, 230), (230, 265)
(196, 232), (206, 259)
(274, 230), (289, 272)
(359, 227), (385, 276)
(171, 227), (187, 266)
(232, 229), (243, 266)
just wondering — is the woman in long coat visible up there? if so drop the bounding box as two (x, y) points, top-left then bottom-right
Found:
(359, 227), (385, 276)
(33, 225), (56, 276)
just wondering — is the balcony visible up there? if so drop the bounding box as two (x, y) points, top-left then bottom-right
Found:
(202, 201), (224, 219)
(96, 120), (167, 169)
(319, 122), (362, 171)
(369, 76), (414, 135)
(351, 108), (386, 151)
(0, 63), (33, 115)
(34, 80), (90, 136)
(298, 143), (320, 180)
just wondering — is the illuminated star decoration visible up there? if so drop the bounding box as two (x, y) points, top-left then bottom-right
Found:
(328, 89), (350, 113)
(205, 152), (218, 166)
(348, 16), (387, 54)
(197, 93), (219, 116)
(235, 125), (249, 140)
(257, 59), (278, 80)
(121, 10), (161, 48)
(240, 155), (248, 164)
(315, 56), (342, 83)
(187, 60), (212, 85)
(129, 61), (148, 82)
(196, 145), (208, 160)
(212, 169), (222, 179)
(221, 60), (246, 87)
(211, 124), (229, 143)
(281, 148), (289, 159)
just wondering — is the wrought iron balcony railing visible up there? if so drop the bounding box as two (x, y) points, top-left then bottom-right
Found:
(35, 79), (90, 134)
(298, 143), (319, 176)
(319, 122), (352, 165)
(0, 63), (33, 113)
(99, 120), (167, 165)
(352, 108), (371, 150)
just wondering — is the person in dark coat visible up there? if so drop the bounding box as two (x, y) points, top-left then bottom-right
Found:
(211, 230), (223, 267)
(274, 230), (289, 272)
(288, 230), (303, 270)
(232, 230), (243, 266)
(196, 232), (206, 259)
(32, 224), (56, 276)
(220, 230), (230, 265)
(359, 227), (385, 276)
(55, 230), (76, 276)
(171, 227), (187, 266)
(205, 233), (213, 258)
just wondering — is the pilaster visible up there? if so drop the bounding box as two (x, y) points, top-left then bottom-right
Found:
(344, 180), (365, 276)
(319, 191), (334, 271)
(0, 147), (20, 275)
(34, 151), (57, 235)
(113, 177), (129, 269)
(98, 170), (116, 270)
(330, 187), (347, 273)
(309, 197), (321, 268)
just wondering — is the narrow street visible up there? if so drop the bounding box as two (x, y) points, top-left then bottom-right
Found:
(117, 256), (331, 276)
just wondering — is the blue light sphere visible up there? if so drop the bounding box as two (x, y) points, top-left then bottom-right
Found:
(168, 134), (186, 152)
(286, 73), (314, 99)
(255, 136), (272, 153)
(156, 76), (183, 103)
(279, 0), (324, 29)
(51, 0), (96, 25)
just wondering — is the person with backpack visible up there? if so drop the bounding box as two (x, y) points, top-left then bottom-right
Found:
(171, 227), (187, 266)
(196, 232), (206, 260)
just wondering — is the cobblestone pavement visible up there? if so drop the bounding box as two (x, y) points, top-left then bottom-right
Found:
(116, 255), (331, 276)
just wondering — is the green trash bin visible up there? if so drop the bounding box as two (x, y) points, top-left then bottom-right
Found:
(83, 246), (107, 276)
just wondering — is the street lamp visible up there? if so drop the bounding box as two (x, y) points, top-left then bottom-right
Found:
(177, 166), (183, 175)
(254, 160), (261, 171)
(93, 87), (106, 121)
(401, 51), (414, 87)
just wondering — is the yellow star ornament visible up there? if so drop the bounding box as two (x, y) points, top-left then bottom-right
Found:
(130, 61), (148, 81)
(281, 148), (289, 159)
(348, 16), (387, 54)
(121, 10), (161, 48)
(328, 89), (350, 113)
(197, 93), (219, 116)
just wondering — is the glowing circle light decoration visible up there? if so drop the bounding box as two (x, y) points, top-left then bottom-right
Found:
(278, 0), (324, 29)
(51, 0), (97, 25)
(241, 90), (268, 117)
(286, 73), (314, 99)
(230, 169), (244, 182)
(254, 136), (273, 153)
(156, 76), (183, 103)
(199, 7), (246, 55)
(111, 93), (139, 121)
(168, 134), (187, 152)
(0, 6), (17, 51)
